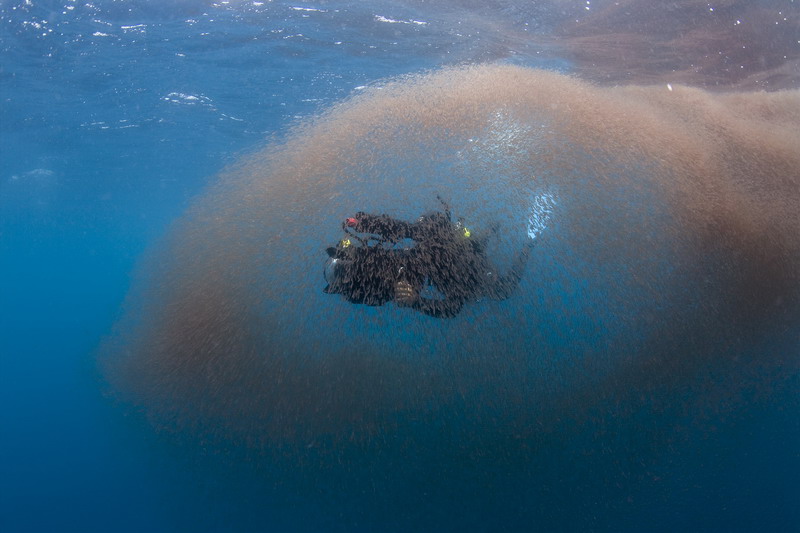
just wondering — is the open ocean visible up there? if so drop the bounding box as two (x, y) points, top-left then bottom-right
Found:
(1, 1), (799, 532)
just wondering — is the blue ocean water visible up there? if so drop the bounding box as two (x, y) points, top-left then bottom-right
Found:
(2, 1), (799, 532)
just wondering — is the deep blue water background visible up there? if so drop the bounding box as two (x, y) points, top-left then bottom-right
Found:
(1, 1), (798, 532)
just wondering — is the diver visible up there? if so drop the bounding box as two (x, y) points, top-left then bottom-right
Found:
(323, 197), (538, 318)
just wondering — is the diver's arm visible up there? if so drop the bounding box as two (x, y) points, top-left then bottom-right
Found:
(347, 212), (413, 241)
(395, 280), (463, 318)
(486, 240), (534, 301)
(486, 191), (553, 299)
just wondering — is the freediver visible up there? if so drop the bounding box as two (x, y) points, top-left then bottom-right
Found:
(323, 197), (539, 318)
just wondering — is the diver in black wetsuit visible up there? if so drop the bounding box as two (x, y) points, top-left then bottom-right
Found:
(323, 200), (535, 318)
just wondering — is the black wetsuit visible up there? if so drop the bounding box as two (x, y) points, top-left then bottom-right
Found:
(324, 210), (532, 318)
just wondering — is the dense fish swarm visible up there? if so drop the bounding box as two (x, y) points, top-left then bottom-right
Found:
(101, 64), (800, 528)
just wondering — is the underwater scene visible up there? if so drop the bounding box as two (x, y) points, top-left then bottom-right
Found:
(1, 1), (799, 531)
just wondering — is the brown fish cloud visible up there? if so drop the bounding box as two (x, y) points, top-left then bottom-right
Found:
(556, 0), (800, 90)
(102, 65), (800, 460)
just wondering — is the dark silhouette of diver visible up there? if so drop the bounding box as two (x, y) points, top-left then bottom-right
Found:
(323, 198), (536, 318)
